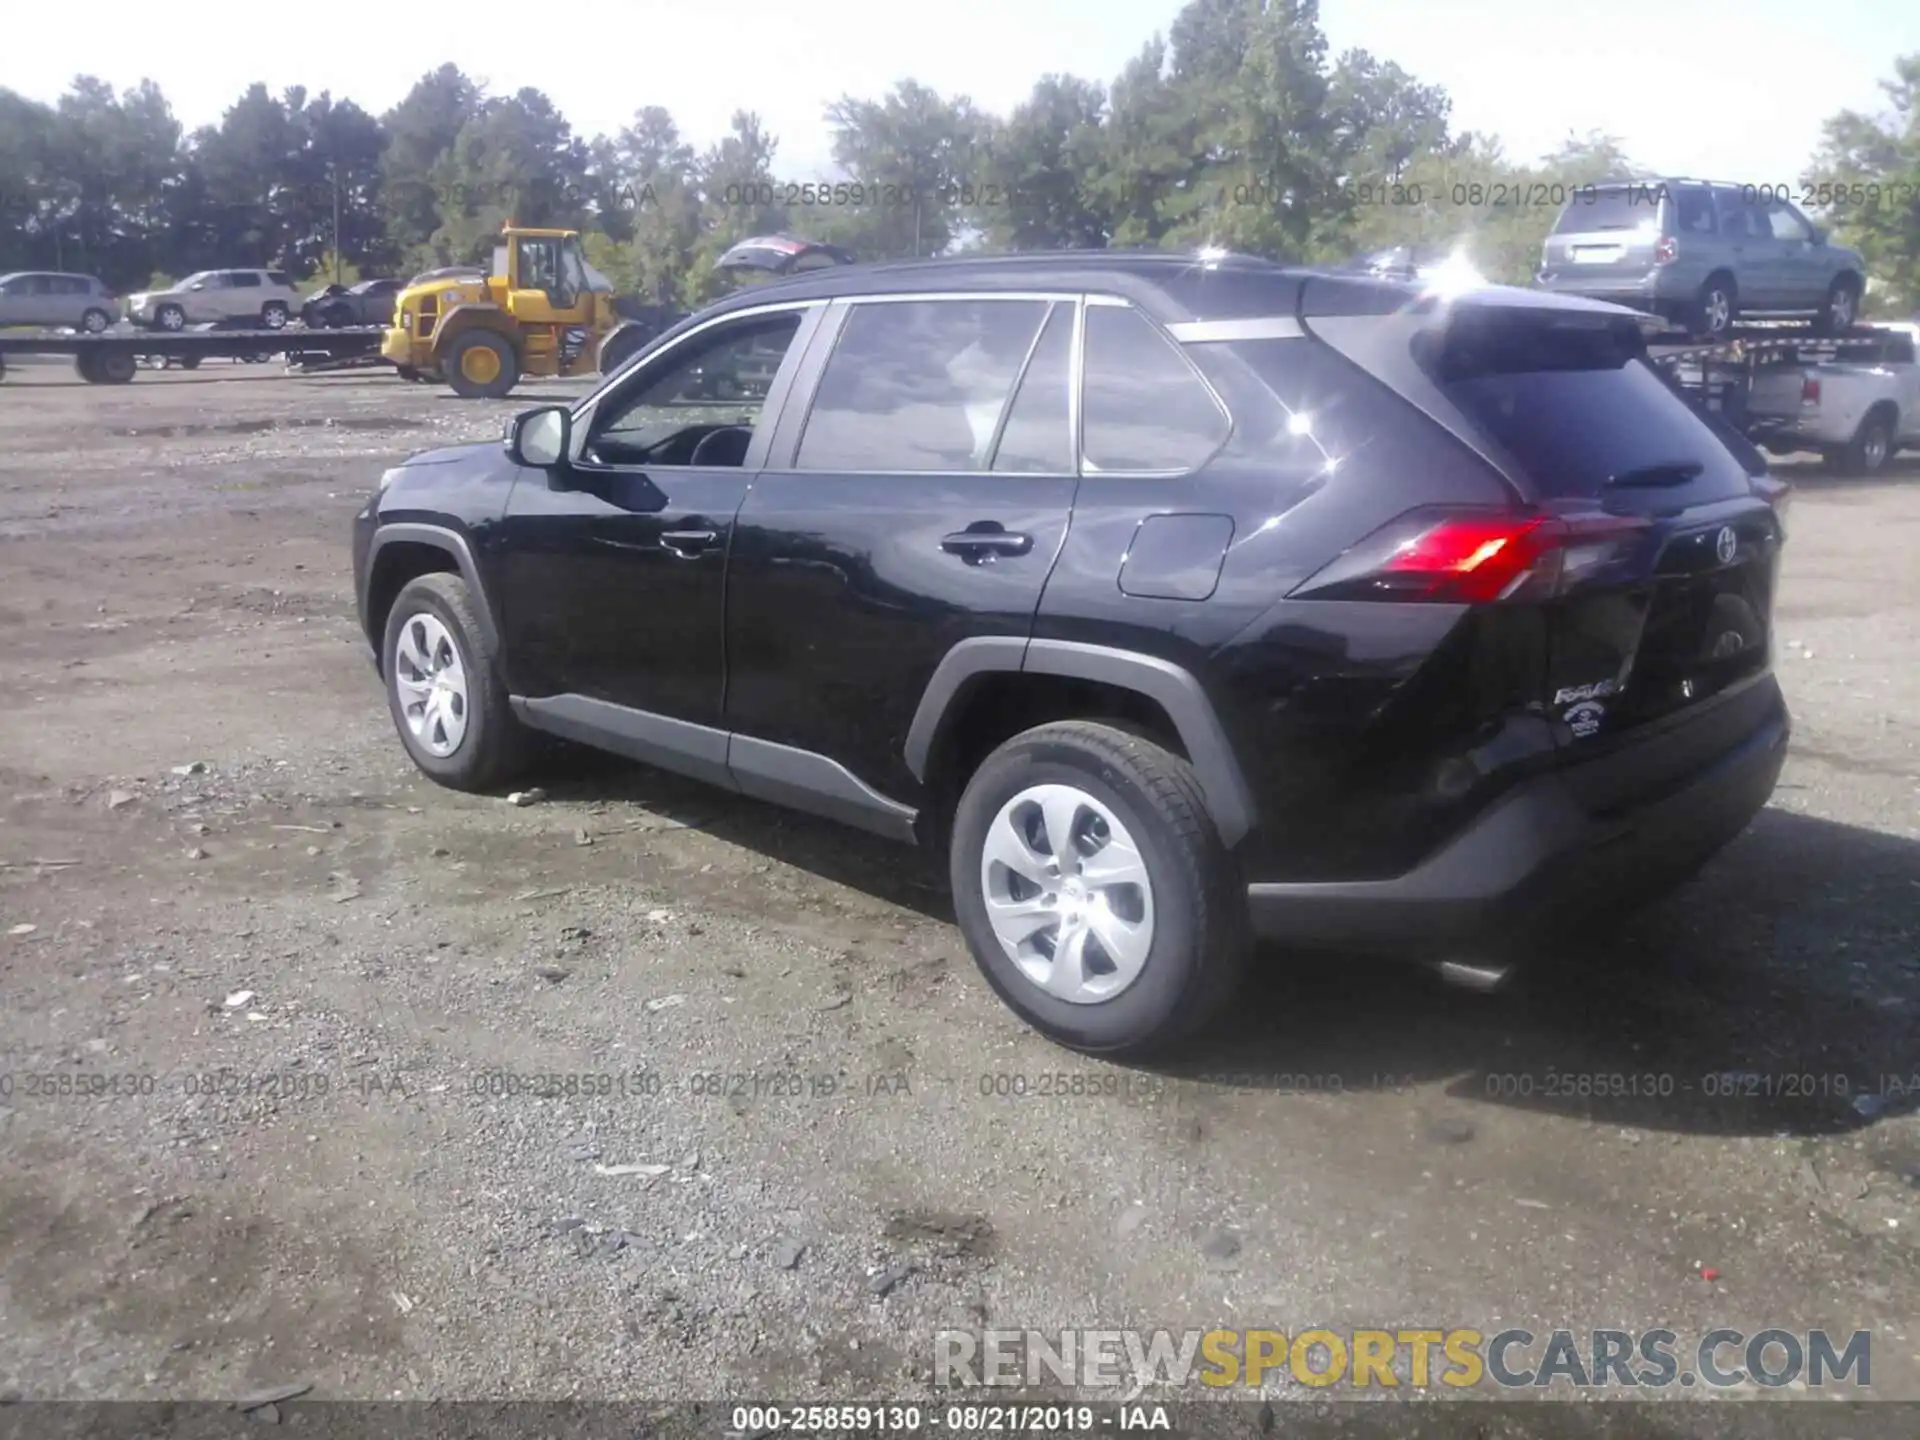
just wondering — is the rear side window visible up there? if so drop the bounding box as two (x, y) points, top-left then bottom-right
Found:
(1553, 187), (1656, 234)
(1421, 308), (1753, 502)
(1080, 305), (1228, 472)
(796, 299), (1050, 472)
(1673, 186), (1714, 234)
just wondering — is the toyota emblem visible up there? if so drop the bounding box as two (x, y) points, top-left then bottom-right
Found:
(1714, 526), (1737, 565)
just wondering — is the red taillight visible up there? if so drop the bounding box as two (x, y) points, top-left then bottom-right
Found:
(1801, 376), (1821, 405)
(1654, 235), (1678, 265)
(1376, 516), (1552, 602)
(1291, 510), (1651, 604)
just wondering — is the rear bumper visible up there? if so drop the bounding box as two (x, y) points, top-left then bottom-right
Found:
(1246, 683), (1789, 953)
(1533, 269), (1671, 305)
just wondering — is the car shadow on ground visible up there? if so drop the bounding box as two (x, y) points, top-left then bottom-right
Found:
(537, 748), (1918, 1141)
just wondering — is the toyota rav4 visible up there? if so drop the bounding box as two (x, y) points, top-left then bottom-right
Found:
(353, 251), (1791, 1056)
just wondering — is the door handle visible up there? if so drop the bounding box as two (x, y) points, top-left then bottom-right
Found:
(941, 527), (1033, 561)
(660, 528), (719, 557)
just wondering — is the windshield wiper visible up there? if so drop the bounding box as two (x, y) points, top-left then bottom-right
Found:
(1606, 460), (1704, 488)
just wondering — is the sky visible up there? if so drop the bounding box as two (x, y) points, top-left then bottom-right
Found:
(3, 0), (1915, 187)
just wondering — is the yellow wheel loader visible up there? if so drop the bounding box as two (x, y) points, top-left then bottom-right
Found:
(382, 227), (855, 400)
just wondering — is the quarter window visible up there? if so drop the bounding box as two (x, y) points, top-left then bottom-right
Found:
(1080, 305), (1228, 472)
(796, 299), (1052, 472)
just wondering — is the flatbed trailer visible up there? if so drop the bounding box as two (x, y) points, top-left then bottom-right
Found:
(0, 326), (389, 384)
(1644, 325), (1910, 439)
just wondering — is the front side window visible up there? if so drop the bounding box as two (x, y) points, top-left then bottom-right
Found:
(516, 239), (559, 292)
(1080, 305), (1229, 473)
(796, 298), (1051, 472)
(229, 272), (261, 288)
(585, 311), (804, 467)
(1767, 203), (1812, 243)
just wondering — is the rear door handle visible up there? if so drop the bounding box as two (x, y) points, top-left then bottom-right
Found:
(941, 528), (1033, 561)
(660, 528), (719, 557)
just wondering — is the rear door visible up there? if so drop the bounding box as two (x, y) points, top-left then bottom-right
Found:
(724, 293), (1078, 803)
(225, 270), (263, 321)
(1419, 304), (1782, 757)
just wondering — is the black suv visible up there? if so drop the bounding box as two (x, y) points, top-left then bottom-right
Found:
(353, 252), (1791, 1056)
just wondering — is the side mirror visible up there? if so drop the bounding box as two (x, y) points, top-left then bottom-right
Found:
(505, 405), (571, 468)
(188, 282), (204, 291)
(1809, 226), (1828, 245)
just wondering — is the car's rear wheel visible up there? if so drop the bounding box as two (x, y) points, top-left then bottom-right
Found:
(381, 573), (532, 791)
(1690, 274), (1737, 341)
(261, 302), (289, 330)
(1814, 276), (1861, 336)
(948, 721), (1247, 1057)
(1827, 408), (1895, 477)
(445, 330), (518, 399)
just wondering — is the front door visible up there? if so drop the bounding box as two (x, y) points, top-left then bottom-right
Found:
(725, 294), (1080, 804)
(495, 301), (824, 742)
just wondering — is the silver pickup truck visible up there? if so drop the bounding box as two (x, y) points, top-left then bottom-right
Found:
(1746, 323), (1920, 475)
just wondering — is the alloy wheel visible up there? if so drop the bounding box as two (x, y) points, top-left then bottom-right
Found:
(392, 611), (470, 758)
(978, 783), (1156, 1004)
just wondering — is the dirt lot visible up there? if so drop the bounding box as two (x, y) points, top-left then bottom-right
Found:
(0, 354), (1916, 1422)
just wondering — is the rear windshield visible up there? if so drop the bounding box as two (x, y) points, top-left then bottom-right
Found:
(1420, 308), (1755, 502)
(1553, 186), (1659, 234)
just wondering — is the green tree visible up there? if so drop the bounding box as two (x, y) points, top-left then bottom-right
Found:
(1807, 53), (1920, 315)
(820, 81), (985, 259)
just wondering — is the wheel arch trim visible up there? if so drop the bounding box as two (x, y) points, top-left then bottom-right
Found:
(904, 636), (1256, 846)
(365, 523), (500, 657)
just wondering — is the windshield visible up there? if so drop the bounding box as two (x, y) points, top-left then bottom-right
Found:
(179, 272), (213, 288)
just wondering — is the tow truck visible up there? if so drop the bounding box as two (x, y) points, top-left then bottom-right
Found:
(0, 319), (385, 385)
(1644, 322), (1918, 474)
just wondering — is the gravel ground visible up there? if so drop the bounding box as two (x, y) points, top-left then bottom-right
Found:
(0, 356), (1916, 1426)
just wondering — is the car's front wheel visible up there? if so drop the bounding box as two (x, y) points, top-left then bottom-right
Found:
(152, 304), (186, 332)
(948, 721), (1248, 1057)
(381, 572), (532, 791)
(80, 308), (112, 334)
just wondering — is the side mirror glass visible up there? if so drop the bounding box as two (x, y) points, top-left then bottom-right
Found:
(1809, 227), (1827, 245)
(506, 405), (571, 468)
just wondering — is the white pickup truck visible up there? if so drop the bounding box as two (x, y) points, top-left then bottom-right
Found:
(1746, 323), (1920, 475)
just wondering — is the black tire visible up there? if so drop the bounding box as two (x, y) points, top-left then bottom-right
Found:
(1689, 273), (1738, 341)
(597, 325), (648, 376)
(261, 302), (289, 330)
(152, 304), (186, 333)
(381, 573), (533, 792)
(1827, 408), (1896, 477)
(947, 721), (1248, 1057)
(1813, 275), (1861, 337)
(79, 349), (135, 384)
(178, 354), (201, 371)
(444, 330), (518, 399)
(80, 308), (112, 334)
